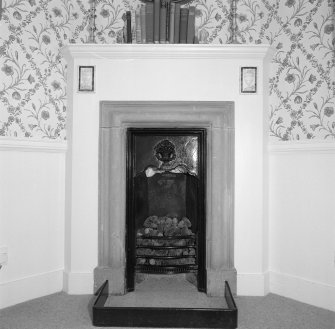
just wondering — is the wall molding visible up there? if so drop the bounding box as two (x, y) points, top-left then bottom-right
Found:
(0, 269), (63, 309)
(269, 271), (335, 312)
(269, 140), (335, 154)
(0, 138), (67, 152)
(1, 138), (333, 154)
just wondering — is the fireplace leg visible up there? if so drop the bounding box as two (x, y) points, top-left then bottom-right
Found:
(207, 268), (237, 296)
(94, 266), (125, 295)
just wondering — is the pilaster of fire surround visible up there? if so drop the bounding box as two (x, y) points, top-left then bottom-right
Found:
(94, 126), (126, 294)
(94, 101), (236, 296)
(207, 125), (236, 296)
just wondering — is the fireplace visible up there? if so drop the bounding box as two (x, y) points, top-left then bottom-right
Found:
(126, 128), (207, 291)
(62, 44), (273, 298)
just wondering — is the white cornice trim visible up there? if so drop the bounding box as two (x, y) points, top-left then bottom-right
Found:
(269, 140), (335, 154)
(61, 44), (275, 61)
(0, 138), (67, 152)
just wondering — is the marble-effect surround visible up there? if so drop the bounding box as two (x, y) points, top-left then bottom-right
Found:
(95, 101), (235, 296)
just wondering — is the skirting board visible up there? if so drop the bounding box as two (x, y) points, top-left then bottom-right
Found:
(269, 271), (335, 312)
(0, 269), (63, 309)
(63, 271), (94, 294)
(237, 272), (270, 296)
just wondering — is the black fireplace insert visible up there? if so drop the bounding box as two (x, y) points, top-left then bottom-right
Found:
(126, 128), (207, 292)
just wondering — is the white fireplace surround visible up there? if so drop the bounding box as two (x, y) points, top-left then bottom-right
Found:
(62, 44), (274, 296)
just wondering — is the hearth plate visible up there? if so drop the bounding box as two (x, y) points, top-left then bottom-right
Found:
(92, 277), (237, 328)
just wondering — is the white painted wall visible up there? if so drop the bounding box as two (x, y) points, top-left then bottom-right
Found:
(0, 139), (66, 309)
(269, 142), (335, 311)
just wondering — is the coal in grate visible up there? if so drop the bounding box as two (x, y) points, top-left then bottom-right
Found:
(136, 215), (197, 274)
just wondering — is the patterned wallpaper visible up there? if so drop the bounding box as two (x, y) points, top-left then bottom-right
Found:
(0, 0), (334, 140)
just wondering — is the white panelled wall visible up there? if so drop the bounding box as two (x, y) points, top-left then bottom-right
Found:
(0, 139), (66, 309)
(0, 137), (334, 311)
(268, 141), (335, 311)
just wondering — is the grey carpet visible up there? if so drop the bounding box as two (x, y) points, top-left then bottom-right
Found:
(0, 289), (334, 329)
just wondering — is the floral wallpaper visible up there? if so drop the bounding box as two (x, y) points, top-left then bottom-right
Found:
(0, 0), (334, 140)
(0, 0), (91, 139)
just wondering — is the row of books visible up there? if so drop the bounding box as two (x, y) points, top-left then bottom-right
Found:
(122, 0), (197, 44)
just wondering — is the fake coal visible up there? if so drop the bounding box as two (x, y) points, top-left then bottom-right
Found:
(136, 215), (196, 267)
(137, 215), (194, 237)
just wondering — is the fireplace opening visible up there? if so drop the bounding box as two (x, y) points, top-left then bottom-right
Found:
(126, 128), (207, 292)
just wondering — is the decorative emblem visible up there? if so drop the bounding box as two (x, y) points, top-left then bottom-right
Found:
(154, 139), (176, 164)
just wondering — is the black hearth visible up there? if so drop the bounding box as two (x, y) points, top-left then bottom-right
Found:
(126, 128), (207, 292)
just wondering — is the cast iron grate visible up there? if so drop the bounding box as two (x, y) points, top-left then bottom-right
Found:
(136, 235), (197, 274)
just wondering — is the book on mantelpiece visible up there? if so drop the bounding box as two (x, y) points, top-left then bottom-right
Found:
(121, 0), (197, 44)
(159, 0), (167, 43)
(165, 0), (171, 43)
(140, 4), (146, 43)
(179, 7), (189, 44)
(146, 2), (154, 43)
(154, 0), (160, 43)
(173, 3), (181, 44)
(186, 6), (195, 44)
(126, 11), (132, 43)
(131, 8), (137, 43)
(169, 2), (175, 43)
(135, 7), (141, 43)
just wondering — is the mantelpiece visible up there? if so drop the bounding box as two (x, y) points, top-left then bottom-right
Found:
(61, 44), (274, 296)
(62, 43), (272, 59)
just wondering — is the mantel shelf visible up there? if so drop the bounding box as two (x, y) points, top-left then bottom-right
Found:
(61, 43), (275, 61)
